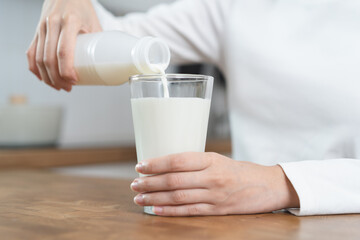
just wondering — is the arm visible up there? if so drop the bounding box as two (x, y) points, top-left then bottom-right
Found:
(279, 159), (360, 216)
(27, 0), (230, 91)
(131, 152), (360, 216)
(92, 0), (231, 65)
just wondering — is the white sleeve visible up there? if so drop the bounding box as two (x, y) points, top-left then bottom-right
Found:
(91, 0), (231, 65)
(279, 159), (360, 216)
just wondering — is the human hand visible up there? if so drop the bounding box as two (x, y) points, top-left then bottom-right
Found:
(131, 152), (299, 216)
(26, 0), (102, 91)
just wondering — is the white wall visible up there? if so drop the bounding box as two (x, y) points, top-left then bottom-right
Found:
(0, 0), (172, 147)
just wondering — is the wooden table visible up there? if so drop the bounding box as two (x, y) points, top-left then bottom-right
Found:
(0, 170), (359, 240)
(0, 140), (231, 169)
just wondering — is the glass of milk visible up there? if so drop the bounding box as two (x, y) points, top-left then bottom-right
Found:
(130, 74), (213, 215)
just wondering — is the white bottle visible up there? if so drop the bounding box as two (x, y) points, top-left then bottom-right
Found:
(74, 31), (170, 85)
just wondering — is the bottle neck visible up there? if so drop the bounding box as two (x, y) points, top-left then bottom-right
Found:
(131, 37), (170, 74)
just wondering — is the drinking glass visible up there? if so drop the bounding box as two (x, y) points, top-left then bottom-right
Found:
(130, 74), (213, 215)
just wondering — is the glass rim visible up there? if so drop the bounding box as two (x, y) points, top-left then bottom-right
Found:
(129, 74), (213, 82)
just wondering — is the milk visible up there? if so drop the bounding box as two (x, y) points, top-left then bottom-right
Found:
(152, 67), (169, 98)
(75, 63), (139, 85)
(131, 97), (211, 167)
(75, 63), (169, 88)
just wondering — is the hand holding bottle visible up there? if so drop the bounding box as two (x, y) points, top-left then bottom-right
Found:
(26, 0), (102, 91)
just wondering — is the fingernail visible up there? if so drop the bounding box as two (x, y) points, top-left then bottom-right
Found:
(134, 194), (144, 204)
(71, 80), (77, 85)
(130, 179), (140, 190)
(135, 162), (146, 172)
(153, 206), (163, 215)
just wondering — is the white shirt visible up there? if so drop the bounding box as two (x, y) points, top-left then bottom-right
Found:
(92, 0), (360, 216)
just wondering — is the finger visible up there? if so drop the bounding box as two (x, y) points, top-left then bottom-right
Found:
(57, 15), (80, 82)
(136, 152), (212, 174)
(152, 203), (217, 217)
(131, 172), (207, 193)
(44, 17), (72, 91)
(35, 24), (59, 90)
(26, 36), (42, 80)
(134, 189), (211, 206)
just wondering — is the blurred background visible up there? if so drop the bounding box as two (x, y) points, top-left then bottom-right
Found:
(0, 0), (230, 175)
(0, 0), (230, 147)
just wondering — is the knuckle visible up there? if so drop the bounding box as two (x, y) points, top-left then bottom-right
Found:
(167, 174), (183, 188)
(207, 152), (219, 163)
(57, 48), (67, 59)
(43, 56), (54, 67)
(187, 206), (200, 216)
(35, 56), (44, 66)
(46, 15), (61, 25)
(59, 68), (73, 80)
(26, 49), (33, 59)
(208, 152), (219, 158)
(211, 174), (227, 188)
(62, 13), (78, 24)
(169, 155), (186, 171)
(172, 191), (186, 204)
(38, 21), (46, 32)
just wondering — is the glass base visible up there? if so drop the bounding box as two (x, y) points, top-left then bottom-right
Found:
(144, 206), (156, 215)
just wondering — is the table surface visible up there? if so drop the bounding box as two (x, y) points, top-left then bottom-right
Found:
(1, 170), (359, 240)
(0, 140), (231, 169)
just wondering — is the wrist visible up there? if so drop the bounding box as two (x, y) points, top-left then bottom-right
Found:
(269, 165), (300, 209)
